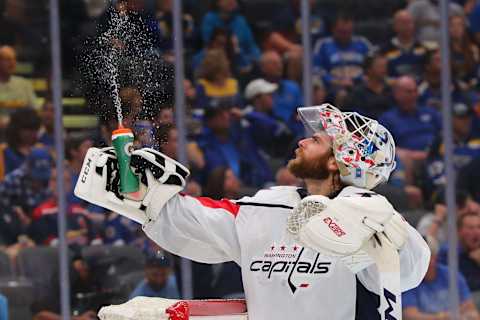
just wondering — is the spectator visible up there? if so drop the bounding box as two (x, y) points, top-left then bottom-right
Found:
(38, 100), (55, 148)
(32, 258), (98, 320)
(438, 213), (480, 292)
(0, 46), (38, 126)
(97, 0), (162, 52)
(379, 76), (441, 183)
(119, 87), (142, 129)
(449, 14), (480, 91)
(195, 49), (242, 110)
(83, 0), (109, 20)
(377, 154), (425, 210)
(154, 123), (204, 198)
(244, 78), (278, 114)
(459, 156), (480, 203)
(312, 78), (327, 105)
(195, 103), (273, 187)
(70, 257), (102, 314)
(129, 254), (180, 299)
(0, 147), (52, 245)
(418, 49), (471, 110)
(29, 167), (92, 246)
(243, 78), (295, 157)
(156, 124), (205, 173)
(101, 212), (136, 245)
(201, 0), (260, 73)
(0, 108), (41, 180)
(259, 51), (303, 125)
(192, 27), (250, 76)
(265, 0), (324, 55)
(417, 190), (480, 243)
(155, 0), (195, 54)
(184, 79), (197, 110)
(420, 102), (480, 198)
(0, 0), (29, 46)
(312, 12), (372, 99)
(153, 106), (174, 128)
(204, 166), (242, 200)
(88, 1), (168, 110)
(285, 49), (303, 86)
(344, 53), (393, 119)
(403, 236), (480, 319)
(65, 133), (94, 203)
(133, 119), (155, 148)
(381, 10), (427, 79)
(407, 0), (464, 45)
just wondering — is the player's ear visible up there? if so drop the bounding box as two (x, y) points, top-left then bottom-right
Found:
(327, 155), (338, 172)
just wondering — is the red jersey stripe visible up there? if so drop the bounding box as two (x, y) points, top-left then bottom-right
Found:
(182, 194), (240, 217)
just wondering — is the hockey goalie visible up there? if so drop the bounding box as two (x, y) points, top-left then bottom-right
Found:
(75, 104), (430, 320)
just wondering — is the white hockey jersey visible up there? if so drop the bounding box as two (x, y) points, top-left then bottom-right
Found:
(143, 186), (430, 320)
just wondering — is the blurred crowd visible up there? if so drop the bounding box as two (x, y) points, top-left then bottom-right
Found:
(1, 0), (480, 319)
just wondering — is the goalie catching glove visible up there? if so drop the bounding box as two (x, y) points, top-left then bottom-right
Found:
(74, 147), (190, 224)
(287, 193), (408, 257)
(287, 193), (409, 320)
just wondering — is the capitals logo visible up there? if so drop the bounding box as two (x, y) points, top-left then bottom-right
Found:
(249, 245), (332, 294)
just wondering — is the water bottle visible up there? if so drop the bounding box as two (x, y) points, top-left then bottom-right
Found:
(111, 127), (139, 193)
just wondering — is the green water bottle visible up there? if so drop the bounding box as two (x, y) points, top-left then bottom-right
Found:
(112, 127), (139, 194)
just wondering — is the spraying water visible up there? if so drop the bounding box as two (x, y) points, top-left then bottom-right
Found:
(99, 10), (129, 128)
(78, 3), (174, 134)
(77, 3), (173, 193)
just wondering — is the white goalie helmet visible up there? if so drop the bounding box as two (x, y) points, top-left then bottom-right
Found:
(298, 103), (396, 190)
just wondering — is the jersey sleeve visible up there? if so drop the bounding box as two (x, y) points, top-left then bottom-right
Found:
(142, 194), (242, 265)
(357, 223), (430, 293)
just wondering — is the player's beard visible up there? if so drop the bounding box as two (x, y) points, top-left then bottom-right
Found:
(287, 148), (332, 180)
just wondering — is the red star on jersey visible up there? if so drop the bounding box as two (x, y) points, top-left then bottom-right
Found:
(280, 246), (286, 251)
(293, 245), (298, 251)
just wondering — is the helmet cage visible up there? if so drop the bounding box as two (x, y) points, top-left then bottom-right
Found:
(298, 104), (396, 189)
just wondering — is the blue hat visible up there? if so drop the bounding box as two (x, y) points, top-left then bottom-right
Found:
(26, 147), (53, 182)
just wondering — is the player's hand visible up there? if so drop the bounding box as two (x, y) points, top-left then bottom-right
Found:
(74, 147), (189, 225)
(130, 148), (190, 222)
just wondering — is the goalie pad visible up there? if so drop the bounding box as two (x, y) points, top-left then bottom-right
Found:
(98, 297), (248, 320)
(74, 147), (189, 225)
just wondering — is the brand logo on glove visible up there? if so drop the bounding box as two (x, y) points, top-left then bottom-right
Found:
(81, 158), (92, 183)
(250, 246), (332, 295)
(323, 217), (346, 237)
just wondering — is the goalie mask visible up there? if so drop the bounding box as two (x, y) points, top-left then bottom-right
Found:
(298, 104), (396, 190)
